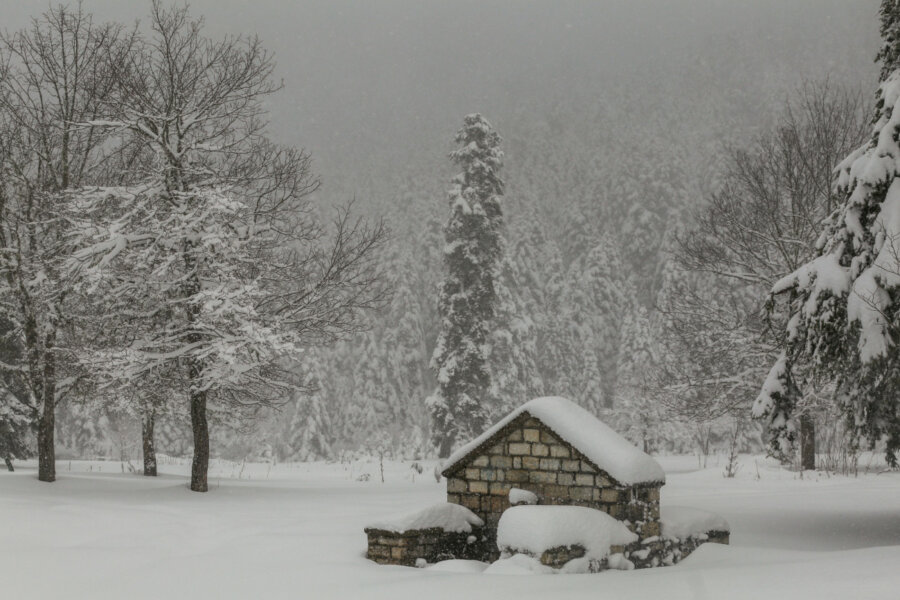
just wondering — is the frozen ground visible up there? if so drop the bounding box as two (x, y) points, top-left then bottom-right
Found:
(2, 454), (899, 600)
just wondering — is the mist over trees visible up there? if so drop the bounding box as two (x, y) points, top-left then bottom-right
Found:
(0, 0), (888, 471)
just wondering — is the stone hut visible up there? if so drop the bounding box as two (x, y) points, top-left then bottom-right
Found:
(365, 396), (728, 570)
(440, 396), (666, 543)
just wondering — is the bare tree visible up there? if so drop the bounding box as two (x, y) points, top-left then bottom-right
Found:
(669, 80), (868, 469)
(0, 5), (135, 482)
(71, 2), (388, 492)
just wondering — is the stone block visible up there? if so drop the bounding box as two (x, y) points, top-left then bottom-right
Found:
(529, 471), (557, 484)
(522, 456), (540, 470)
(491, 496), (507, 512)
(596, 474), (615, 487)
(543, 484), (569, 499)
(549, 444), (570, 458)
(506, 470), (528, 483)
(509, 443), (531, 455)
(606, 504), (623, 518)
(600, 488), (620, 503)
(472, 455), (489, 467)
(490, 455), (512, 468)
(391, 547), (404, 559)
(447, 493), (460, 505)
(480, 469), (496, 482)
(465, 468), (482, 481)
(490, 482), (512, 496)
(532, 443), (549, 457)
(447, 478), (467, 493)
(569, 486), (593, 501)
(375, 536), (403, 547)
(575, 473), (595, 486)
(523, 428), (541, 442)
(561, 459), (581, 472)
(580, 461), (596, 473)
(469, 480), (488, 494)
(507, 429), (523, 442)
(557, 473), (575, 486)
(489, 443), (505, 454)
(523, 417), (541, 427)
(539, 458), (560, 471)
(460, 495), (480, 510)
(540, 430), (560, 444)
(641, 521), (661, 538)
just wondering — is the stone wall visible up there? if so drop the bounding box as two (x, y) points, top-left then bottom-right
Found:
(444, 414), (662, 540)
(498, 530), (730, 573)
(364, 527), (490, 567)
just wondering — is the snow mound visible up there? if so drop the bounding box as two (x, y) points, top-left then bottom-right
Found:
(366, 502), (484, 533)
(444, 396), (665, 485)
(509, 488), (538, 505)
(483, 553), (553, 575)
(427, 559), (489, 573)
(497, 505), (638, 562)
(660, 506), (730, 539)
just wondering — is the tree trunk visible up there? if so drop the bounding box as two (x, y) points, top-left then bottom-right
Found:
(37, 395), (56, 482)
(437, 433), (454, 459)
(4, 456), (13, 472)
(799, 413), (816, 471)
(142, 411), (157, 477)
(189, 378), (209, 492)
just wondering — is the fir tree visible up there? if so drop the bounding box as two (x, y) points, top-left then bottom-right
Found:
(755, 68), (900, 464)
(429, 114), (505, 457)
(877, 0), (900, 82)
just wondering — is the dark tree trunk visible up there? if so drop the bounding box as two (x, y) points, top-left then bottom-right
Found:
(142, 411), (157, 477)
(4, 456), (13, 472)
(799, 413), (816, 471)
(189, 379), (209, 492)
(37, 396), (55, 482)
(438, 434), (454, 460)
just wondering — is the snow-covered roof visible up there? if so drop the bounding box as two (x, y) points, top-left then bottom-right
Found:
(365, 502), (484, 534)
(442, 396), (665, 486)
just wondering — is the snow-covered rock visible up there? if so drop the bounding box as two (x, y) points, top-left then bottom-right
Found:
(497, 505), (638, 564)
(366, 502), (484, 533)
(509, 488), (538, 506)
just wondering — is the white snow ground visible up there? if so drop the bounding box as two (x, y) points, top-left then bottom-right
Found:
(2, 454), (899, 600)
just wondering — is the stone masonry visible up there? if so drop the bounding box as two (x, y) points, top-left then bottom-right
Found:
(442, 412), (663, 547)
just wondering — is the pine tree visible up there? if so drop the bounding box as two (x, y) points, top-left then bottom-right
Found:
(755, 63), (900, 464)
(429, 114), (505, 457)
(877, 1), (900, 82)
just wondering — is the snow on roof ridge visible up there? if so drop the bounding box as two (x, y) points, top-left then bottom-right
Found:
(442, 396), (665, 486)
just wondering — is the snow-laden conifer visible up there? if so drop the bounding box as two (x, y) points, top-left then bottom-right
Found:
(755, 70), (900, 464)
(429, 114), (504, 457)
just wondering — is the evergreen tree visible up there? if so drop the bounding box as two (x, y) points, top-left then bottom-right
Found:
(429, 114), (505, 457)
(755, 67), (900, 464)
(877, 0), (900, 82)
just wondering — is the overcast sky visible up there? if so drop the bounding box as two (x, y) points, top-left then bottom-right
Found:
(2, 1), (881, 199)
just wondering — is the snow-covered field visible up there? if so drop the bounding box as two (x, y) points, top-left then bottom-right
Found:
(2, 455), (899, 600)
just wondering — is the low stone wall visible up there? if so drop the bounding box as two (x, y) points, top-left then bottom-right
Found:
(365, 526), (490, 567)
(611, 530), (730, 570)
(499, 530), (730, 573)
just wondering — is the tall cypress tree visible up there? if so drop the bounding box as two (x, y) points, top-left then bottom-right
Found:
(429, 114), (505, 457)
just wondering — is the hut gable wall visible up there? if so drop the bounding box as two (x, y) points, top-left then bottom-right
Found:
(445, 413), (661, 538)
